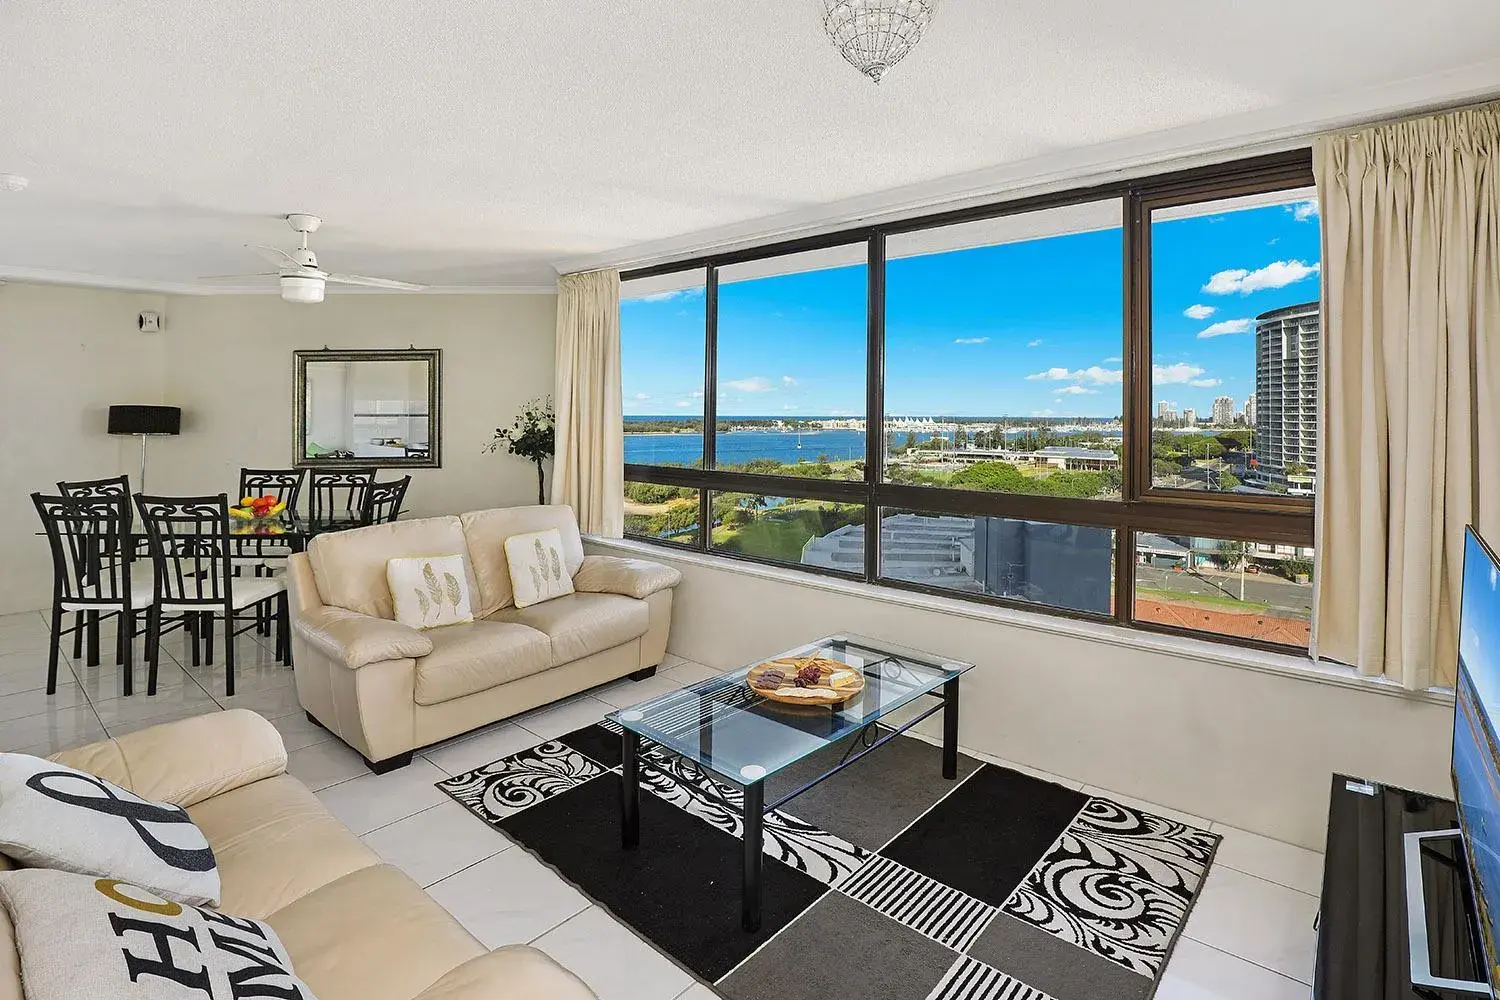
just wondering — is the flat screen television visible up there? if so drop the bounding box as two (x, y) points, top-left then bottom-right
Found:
(1453, 525), (1500, 993)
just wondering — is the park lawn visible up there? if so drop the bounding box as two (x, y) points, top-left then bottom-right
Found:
(1136, 586), (1270, 613)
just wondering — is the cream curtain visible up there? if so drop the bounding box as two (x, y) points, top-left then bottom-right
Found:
(1313, 103), (1500, 689)
(551, 268), (624, 536)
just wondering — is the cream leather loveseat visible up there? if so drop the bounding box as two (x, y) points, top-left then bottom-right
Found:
(287, 505), (681, 771)
(0, 710), (593, 1000)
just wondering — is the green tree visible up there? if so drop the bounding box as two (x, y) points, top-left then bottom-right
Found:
(1287, 463), (1310, 478)
(1216, 540), (1246, 570)
(1218, 471), (1241, 490)
(902, 431), (917, 452)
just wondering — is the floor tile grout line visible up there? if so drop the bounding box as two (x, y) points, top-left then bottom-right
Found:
(1211, 860), (1322, 897)
(1178, 931), (1314, 987)
(524, 902), (594, 945)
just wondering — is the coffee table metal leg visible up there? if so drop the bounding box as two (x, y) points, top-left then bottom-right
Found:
(742, 781), (764, 932)
(942, 678), (959, 780)
(621, 729), (640, 849)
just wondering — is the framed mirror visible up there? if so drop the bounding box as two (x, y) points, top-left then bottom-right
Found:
(293, 349), (442, 469)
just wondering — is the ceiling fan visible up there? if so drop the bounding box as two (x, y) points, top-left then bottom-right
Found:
(202, 214), (425, 303)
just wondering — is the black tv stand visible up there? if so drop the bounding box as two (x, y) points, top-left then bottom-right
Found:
(1316, 774), (1485, 999)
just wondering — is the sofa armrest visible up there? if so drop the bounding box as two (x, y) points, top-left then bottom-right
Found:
(295, 606), (434, 668)
(573, 554), (682, 600)
(414, 946), (596, 1000)
(49, 709), (287, 808)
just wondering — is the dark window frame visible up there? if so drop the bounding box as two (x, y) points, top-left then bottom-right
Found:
(620, 150), (1316, 654)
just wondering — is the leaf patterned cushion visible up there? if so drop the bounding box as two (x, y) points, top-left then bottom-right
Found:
(503, 528), (576, 609)
(386, 554), (476, 630)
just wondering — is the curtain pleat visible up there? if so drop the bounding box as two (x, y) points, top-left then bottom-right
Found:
(551, 269), (623, 537)
(1313, 103), (1500, 688)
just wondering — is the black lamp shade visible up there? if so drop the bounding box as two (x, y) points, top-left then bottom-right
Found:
(108, 405), (181, 436)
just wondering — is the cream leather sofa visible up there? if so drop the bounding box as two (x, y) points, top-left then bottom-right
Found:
(0, 710), (594, 1000)
(287, 505), (681, 771)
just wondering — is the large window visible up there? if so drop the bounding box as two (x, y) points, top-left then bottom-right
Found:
(884, 202), (1124, 500)
(621, 152), (1317, 653)
(621, 270), (707, 468)
(715, 248), (867, 480)
(1148, 188), (1321, 496)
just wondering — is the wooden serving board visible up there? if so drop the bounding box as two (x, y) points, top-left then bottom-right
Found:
(746, 654), (865, 706)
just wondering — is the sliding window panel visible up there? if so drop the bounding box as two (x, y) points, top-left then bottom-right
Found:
(715, 247), (868, 480)
(621, 270), (708, 468)
(622, 484), (701, 548)
(1148, 187), (1320, 497)
(883, 201), (1124, 500)
(710, 492), (865, 572)
(1132, 532), (1313, 648)
(878, 508), (1115, 615)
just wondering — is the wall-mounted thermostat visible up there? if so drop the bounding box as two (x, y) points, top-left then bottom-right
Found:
(138, 311), (161, 333)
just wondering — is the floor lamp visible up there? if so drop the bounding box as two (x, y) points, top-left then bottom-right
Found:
(107, 405), (181, 492)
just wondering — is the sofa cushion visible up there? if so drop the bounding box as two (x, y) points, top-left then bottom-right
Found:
(0, 752), (220, 907)
(186, 773), (379, 919)
(388, 555), (475, 629)
(414, 621), (553, 706)
(505, 528), (576, 608)
(308, 516), (477, 621)
(459, 506), (585, 617)
(267, 864), (484, 1000)
(488, 592), (649, 666)
(0, 868), (318, 1000)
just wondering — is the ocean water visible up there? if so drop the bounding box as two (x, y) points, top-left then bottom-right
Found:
(625, 428), (867, 466)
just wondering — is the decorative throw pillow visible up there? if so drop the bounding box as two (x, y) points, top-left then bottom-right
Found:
(0, 868), (319, 1000)
(505, 528), (576, 608)
(388, 554), (475, 629)
(0, 753), (219, 907)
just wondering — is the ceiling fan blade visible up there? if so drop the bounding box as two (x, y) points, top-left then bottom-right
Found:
(246, 244), (302, 268)
(326, 273), (426, 291)
(197, 272), (280, 281)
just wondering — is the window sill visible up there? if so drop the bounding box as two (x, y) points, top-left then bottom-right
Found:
(584, 534), (1453, 707)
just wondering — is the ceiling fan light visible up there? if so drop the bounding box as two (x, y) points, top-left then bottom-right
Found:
(280, 274), (324, 304)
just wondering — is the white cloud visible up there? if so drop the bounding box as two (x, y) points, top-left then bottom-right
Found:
(1102, 356), (1122, 364)
(634, 286), (704, 303)
(1054, 385), (1098, 396)
(954, 337), (990, 345)
(781, 375), (799, 387)
(722, 376), (773, 393)
(1189, 378), (1222, 388)
(1153, 363), (1208, 385)
(1025, 366), (1121, 385)
(1184, 304), (1216, 320)
(1027, 339), (1043, 348)
(1203, 260), (1320, 295)
(675, 400), (692, 408)
(630, 392), (650, 401)
(1197, 318), (1253, 339)
(1030, 409), (1056, 417)
(690, 390), (704, 398)
(1288, 200), (1319, 222)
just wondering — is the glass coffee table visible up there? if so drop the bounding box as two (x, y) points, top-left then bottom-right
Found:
(611, 633), (973, 931)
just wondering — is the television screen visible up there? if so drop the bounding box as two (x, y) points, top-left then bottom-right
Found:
(1454, 526), (1500, 990)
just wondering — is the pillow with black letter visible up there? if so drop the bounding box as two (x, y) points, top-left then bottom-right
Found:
(0, 753), (219, 906)
(0, 869), (318, 1000)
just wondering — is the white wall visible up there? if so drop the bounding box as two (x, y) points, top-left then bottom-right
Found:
(0, 283), (168, 614)
(589, 538), (1454, 851)
(154, 292), (556, 519)
(0, 284), (557, 614)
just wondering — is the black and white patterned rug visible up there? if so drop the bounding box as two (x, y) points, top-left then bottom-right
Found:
(436, 719), (1218, 1000)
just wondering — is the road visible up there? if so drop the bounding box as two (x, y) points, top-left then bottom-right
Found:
(1136, 565), (1311, 619)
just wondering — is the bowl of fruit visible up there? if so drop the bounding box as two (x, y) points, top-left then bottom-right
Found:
(229, 494), (288, 524)
(747, 653), (865, 707)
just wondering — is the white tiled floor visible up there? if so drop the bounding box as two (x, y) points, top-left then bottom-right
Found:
(0, 607), (1320, 999)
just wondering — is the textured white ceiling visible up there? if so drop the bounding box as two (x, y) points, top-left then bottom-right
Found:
(2, 1), (1498, 292)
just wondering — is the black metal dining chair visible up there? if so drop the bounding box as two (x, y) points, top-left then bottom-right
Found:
(361, 476), (411, 525)
(56, 475), (144, 666)
(33, 493), (154, 696)
(308, 469), (377, 534)
(238, 468), (306, 512)
(134, 494), (289, 697)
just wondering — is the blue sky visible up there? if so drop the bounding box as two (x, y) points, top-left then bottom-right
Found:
(1463, 528), (1500, 711)
(621, 196), (1322, 418)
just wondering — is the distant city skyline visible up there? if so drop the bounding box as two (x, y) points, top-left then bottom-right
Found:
(621, 195), (1321, 419)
